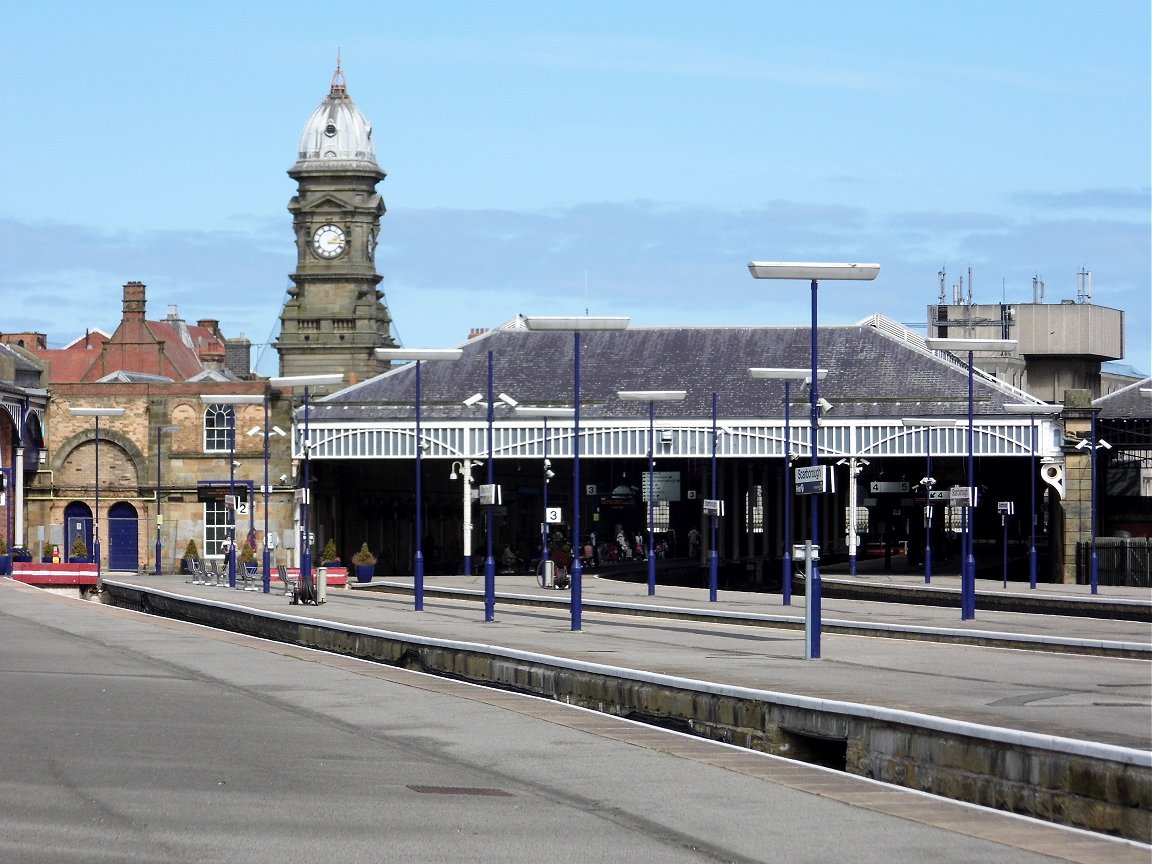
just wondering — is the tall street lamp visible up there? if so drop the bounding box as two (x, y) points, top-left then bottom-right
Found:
(376, 348), (464, 611)
(900, 418), (962, 584)
(68, 407), (126, 587)
(201, 395), (264, 588)
(749, 368), (824, 604)
(515, 406), (576, 577)
(749, 262), (879, 660)
(709, 393), (719, 602)
(246, 408), (286, 593)
(1003, 404), (1064, 589)
(523, 316), (629, 631)
(154, 425), (178, 575)
(751, 262), (875, 654)
(270, 374), (344, 599)
(924, 338), (1016, 619)
(465, 367), (518, 622)
(617, 390), (687, 595)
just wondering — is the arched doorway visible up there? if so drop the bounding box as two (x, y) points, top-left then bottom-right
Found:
(64, 502), (93, 562)
(108, 502), (139, 572)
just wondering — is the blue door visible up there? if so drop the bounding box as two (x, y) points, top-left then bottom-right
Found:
(64, 502), (93, 562)
(108, 502), (139, 571)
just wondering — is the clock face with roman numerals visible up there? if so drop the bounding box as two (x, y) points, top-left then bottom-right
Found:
(312, 224), (346, 259)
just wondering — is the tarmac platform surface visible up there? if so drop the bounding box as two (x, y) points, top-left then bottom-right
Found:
(4, 570), (1150, 864)
(109, 565), (1152, 751)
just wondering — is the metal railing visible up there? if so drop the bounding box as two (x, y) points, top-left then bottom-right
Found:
(1077, 537), (1151, 587)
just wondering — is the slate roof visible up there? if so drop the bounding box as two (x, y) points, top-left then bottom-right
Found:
(315, 317), (1033, 424)
(1095, 376), (1152, 420)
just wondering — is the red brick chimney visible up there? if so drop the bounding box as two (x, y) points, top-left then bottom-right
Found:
(122, 281), (147, 321)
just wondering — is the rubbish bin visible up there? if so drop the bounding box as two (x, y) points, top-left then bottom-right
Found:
(541, 559), (555, 588)
(316, 567), (327, 604)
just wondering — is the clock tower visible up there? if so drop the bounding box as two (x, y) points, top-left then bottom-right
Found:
(276, 60), (397, 385)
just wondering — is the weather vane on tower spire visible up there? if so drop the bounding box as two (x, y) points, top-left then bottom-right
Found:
(330, 48), (346, 96)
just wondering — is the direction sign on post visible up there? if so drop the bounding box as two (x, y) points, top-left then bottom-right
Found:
(795, 465), (826, 495)
(949, 486), (975, 507)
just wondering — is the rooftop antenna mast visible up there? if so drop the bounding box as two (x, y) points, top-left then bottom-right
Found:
(966, 266), (973, 305)
(1076, 267), (1092, 303)
(937, 267), (947, 305)
(1032, 274), (1044, 303)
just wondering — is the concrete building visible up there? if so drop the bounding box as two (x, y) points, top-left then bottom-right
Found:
(928, 292), (1126, 401)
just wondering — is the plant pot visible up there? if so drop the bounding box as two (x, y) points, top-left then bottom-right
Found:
(354, 563), (374, 583)
(0, 554), (10, 576)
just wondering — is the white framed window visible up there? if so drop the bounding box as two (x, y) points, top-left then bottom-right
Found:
(203, 500), (234, 557)
(204, 404), (233, 453)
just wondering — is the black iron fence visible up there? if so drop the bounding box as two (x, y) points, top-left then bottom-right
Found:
(1076, 537), (1150, 588)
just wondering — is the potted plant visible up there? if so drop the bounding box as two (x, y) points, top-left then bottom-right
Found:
(70, 535), (90, 564)
(10, 545), (32, 563)
(320, 538), (341, 567)
(351, 542), (376, 583)
(0, 538), (10, 576)
(182, 539), (200, 574)
(238, 541), (257, 574)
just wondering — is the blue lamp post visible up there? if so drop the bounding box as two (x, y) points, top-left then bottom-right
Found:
(1004, 403), (1064, 589)
(201, 394), (265, 588)
(515, 406), (576, 581)
(709, 393), (719, 602)
(749, 263), (880, 659)
(925, 338), (1016, 619)
(523, 316), (629, 631)
(154, 425), (178, 575)
(900, 418), (963, 584)
(376, 348), (464, 611)
(68, 406), (126, 587)
(270, 374), (344, 598)
(749, 368), (823, 605)
(617, 390), (687, 595)
(244, 401), (286, 593)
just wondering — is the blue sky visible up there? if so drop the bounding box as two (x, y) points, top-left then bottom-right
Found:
(2, 0), (1148, 376)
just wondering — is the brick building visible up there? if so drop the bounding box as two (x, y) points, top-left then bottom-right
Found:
(5, 283), (297, 572)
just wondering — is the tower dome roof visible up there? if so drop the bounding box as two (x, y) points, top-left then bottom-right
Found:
(294, 61), (379, 170)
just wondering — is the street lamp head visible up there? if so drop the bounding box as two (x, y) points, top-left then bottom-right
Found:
(375, 348), (464, 362)
(1003, 403), (1064, 415)
(68, 407), (126, 417)
(616, 390), (687, 402)
(463, 393), (484, 408)
(497, 393), (519, 408)
(749, 367), (826, 380)
(514, 406), (575, 417)
(523, 315), (630, 331)
(747, 262), (880, 281)
(199, 394), (265, 405)
(269, 373), (344, 389)
(271, 426), (287, 437)
(900, 417), (964, 427)
(246, 426), (262, 437)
